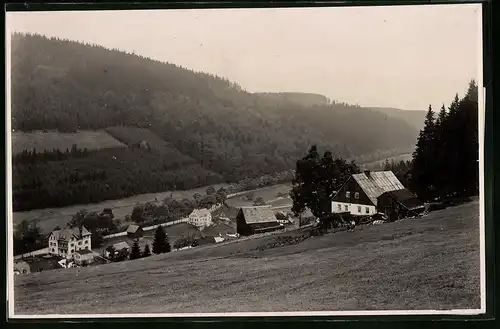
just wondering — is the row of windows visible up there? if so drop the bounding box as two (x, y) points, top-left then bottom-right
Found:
(345, 191), (360, 199)
(337, 204), (370, 214)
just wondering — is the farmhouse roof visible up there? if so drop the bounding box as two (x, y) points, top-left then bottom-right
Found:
(239, 206), (279, 225)
(113, 242), (130, 250)
(346, 171), (405, 206)
(190, 208), (211, 217)
(378, 188), (424, 210)
(75, 249), (94, 255)
(126, 224), (141, 234)
(50, 226), (91, 241)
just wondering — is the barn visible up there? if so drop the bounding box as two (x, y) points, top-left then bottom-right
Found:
(126, 225), (143, 239)
(331, 170), (423, 219)
(377, 188), (425, 221)
(236, 206), (283, 236)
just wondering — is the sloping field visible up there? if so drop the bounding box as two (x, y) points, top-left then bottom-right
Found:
(12, 183), (230, 235)
(104, 127), (180, 155)
(14, 200), (480, 314)
(225, 183), (292, 208)
(11, 130), (126, 154)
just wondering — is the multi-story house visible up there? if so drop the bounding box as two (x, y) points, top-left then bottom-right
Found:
(48, 226), (92, 259)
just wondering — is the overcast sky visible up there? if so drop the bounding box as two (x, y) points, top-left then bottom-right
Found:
(7, 4), (481, 111)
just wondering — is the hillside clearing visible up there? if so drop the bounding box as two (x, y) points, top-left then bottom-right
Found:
(11, 130), (126, 154)
(14, 200), (480, 314)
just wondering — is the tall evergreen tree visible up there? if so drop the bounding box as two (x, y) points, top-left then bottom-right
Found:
(411, 105), (437, 200)
(130, 239), (141, 260)
(152, 226), (170, 254)
(142, 243), (151, 257)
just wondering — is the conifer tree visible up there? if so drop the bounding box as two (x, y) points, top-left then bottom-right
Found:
(142, 243), (151, 257)
(152, 226), (170, 254)
(130, 239), (141, 260)
(411, 105), (437, 200)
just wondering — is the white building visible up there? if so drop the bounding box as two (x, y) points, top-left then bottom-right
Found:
(188, 208), (212, 229)
(48, 226), (92, 260)
(331, 170), (405, 216)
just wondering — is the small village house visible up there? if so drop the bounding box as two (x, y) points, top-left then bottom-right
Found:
(74, 249), (95, 265)
(188, 208), (212, 229)
(104, 241), (131, 258)
(47, 226), (92, 260)
(216, 204), (239, 222)
(14, 260), (31, 275)
(126, 224), (143, 239)
(331, 170), (423, 218)
(236, 206), (283, 236)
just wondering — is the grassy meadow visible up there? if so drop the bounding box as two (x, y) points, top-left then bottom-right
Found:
(14, 200), (480, 314)
(11, 130), (126, 154)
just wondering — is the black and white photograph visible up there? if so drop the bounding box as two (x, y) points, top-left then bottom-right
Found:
(6, 3), (485, 318)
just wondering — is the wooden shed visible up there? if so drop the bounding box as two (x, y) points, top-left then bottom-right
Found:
(236, 206), (283, 236)
(126, 225), (143, 239)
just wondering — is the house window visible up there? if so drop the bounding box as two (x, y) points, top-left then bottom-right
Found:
(366, 207), (370, 214)
(84, 240), (88, 244)
(358, 206), (361, 213)
(78, 241), (82, 245)
(346, 191), (351, 198)
(337, 204), (342, 211)
(344, 205), (348, 211)
(51, 248), (54, 252)
(70, 249), (74, 253)
(85, 246), (89, 250)
(355, 192), (359, 199)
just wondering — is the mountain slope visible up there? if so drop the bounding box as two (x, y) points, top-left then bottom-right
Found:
(370, 107), (426, 130)
(10, 33), (420, 210)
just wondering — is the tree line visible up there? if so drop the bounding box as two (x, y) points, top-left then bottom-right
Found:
(290, 80), (479, 223)
(410, 80), (479, 201)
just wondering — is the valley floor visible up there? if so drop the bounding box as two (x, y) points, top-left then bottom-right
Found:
(13, 200), (481, 315)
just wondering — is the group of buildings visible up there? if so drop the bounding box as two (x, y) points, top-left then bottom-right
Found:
(14, 170), (424, 275)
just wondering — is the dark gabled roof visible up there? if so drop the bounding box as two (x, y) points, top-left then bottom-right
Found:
(127, 224), (142, 234)
(239, 206), (279, 225)
(75, 249), (94, 255)
(334, 171), (405, 206)
(379, 188), (424, 210)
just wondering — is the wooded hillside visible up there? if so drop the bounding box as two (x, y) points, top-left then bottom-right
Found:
(11, 33), (420, 211)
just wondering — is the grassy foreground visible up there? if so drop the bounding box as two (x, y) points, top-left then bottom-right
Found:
(14, 200), (480, 314)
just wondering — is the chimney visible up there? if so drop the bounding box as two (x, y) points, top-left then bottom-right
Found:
(364, 170), (371, 177)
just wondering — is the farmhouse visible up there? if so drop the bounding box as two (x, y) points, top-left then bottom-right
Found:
(47, 226), (92, 259)
(331, 170), (423, 219)
(189, 208), (212, 229)
(74, 249), (95, 265)
(126, 224), (143, 239)
(236, 206), (283, 236)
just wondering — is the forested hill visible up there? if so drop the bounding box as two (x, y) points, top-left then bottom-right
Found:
(255, 92), (331, 107)
(10, 33), (420, 211)
(369, 107), (427, 130)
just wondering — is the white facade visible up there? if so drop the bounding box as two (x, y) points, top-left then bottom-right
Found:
(48, 228), (92, 260)
(331, 201), (377, 216)
(188, 209), (212, 229)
